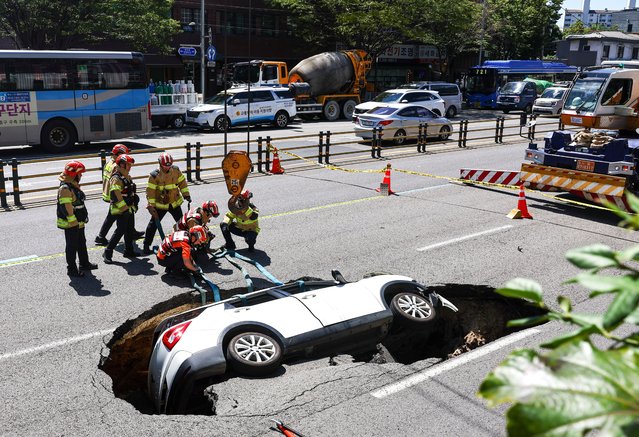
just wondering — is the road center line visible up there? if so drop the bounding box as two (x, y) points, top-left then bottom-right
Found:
(0, 254), (40, 267)
(370, 328), (540, 399)
(416, 225), (513, 252)
(0, 329), (115, 362)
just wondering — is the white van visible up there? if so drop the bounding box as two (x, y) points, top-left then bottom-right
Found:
(186, 86), (297, 131)
(401, 82), (463, 118)
(532, 86), (569, 116)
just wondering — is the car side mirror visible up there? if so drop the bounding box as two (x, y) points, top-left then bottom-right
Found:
(232, 99), (240, 106)
(400, 99), (408, 103)
(331, 269), (348, 284)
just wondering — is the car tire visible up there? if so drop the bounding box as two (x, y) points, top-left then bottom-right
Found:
(323, 100), (340, 121)
(445, 106), (457, 118)
(432, 108), (442, 117)
(227, 331), (283, 376)
(438, 125), (451, 141)
(40, 119), (77, 153)
(214, 115), (230, 133)
(171, 115), (185, 129)
(393, 129), (407, 146)
(390, 291), (436, 328)
(273, 110), (289, 128)
(341, 100), (357, 119)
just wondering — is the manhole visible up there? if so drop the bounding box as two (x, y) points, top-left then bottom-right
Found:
(99, 281), (545, 415)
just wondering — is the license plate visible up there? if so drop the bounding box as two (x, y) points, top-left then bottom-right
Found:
(576, 159), (595, 172)
(571, 116), (583, 124)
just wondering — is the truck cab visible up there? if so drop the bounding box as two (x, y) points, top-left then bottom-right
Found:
(232, 60), (289, 87)
(497, 81), (537, 113)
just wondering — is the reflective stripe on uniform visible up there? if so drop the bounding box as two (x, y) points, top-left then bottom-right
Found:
(147, 182), (158, 189)
(110, 184), (122, 192)
(154, 198), (183, 210)
(59, 197), (73, 204)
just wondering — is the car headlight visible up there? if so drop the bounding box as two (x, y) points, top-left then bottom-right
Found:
(513, 96), (520, 103)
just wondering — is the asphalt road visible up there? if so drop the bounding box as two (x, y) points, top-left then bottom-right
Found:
(1, 113), (630, 436)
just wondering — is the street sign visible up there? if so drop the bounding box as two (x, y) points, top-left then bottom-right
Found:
(207, 45), (216, 62)
(178, 47), (197, 57)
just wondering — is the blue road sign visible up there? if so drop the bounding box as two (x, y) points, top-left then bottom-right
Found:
(178, 47), (197, 57)
(207, 45), (216, 62)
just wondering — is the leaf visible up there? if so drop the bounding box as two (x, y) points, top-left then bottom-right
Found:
(619, 245), (639, 262)
(625, 307), (639, 325)
(565, 245), (618, 270)
(478, 342), (639, 437)
(603, 288), (639, 329)
(497, 278), (543, 304)
(507, 314), (549, 328)
(557, 296), (571, 313)
(568, 273), (639, 295)
(540, 325), (597, 349)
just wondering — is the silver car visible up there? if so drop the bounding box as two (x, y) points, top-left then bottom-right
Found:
(353, 103), (453, 145)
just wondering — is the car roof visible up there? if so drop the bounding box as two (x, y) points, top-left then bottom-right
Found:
(383, 88), (439, 95)
(369, 103), (429, 110)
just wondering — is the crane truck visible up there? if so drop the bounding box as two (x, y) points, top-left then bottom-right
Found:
(231, 50), (372, 121)
(520, 65), (639, 210)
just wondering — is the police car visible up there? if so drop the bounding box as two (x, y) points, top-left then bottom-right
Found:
(185, 86), (297, 131)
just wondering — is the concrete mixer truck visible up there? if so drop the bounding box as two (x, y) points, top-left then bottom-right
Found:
(231, 50), (372, 121)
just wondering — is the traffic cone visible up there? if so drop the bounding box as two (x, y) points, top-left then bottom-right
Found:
(375, 163), (395, 195)
(507, 184), (533, 219)
(270, 147), (284, 174)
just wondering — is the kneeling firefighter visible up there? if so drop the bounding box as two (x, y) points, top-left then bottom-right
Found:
(156, 225), (208, 274)
(220, 190), (260, 252)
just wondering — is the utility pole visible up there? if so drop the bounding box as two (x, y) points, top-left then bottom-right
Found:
(478, 0), (487, 65)
(200, 0), (206, 99)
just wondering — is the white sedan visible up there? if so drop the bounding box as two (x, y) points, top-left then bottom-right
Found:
(148, 271), (458, 413)
(353, 103), (454, 145)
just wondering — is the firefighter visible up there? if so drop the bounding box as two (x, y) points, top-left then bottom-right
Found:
(143, 153), (191, 254)
(156, 225), (208, 274)
(103, 154), (140, 263)
(57, 161), (98, 277)
(95, 144), (144, 246)
(220, 190), (260, 252)
(174, 200), (219, 255)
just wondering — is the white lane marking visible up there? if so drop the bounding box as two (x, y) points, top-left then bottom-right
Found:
(399, 184), (452, 195)
(370, 328), (541, 399)
(416, 225), (513, 252)
(0, 329), (115, 362)
(0, 254), (39, 267)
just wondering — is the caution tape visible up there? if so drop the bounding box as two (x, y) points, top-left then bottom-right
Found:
(268, 145), (385, 174)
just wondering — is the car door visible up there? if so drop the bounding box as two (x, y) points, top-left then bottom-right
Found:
(229, 91), (249, 126)
(414, 106), (439, 137)
(251, 90), (275, 124)
(396, 106), (420, 138)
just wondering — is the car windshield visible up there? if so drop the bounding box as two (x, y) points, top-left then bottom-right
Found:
(372, 92), (403, 103)
(540, 88), (566, 99)
(368, 106), (398, 115)
(500, 82), (525, 94)
(564, 76), (607, 111)
(205, 92), (233, 105)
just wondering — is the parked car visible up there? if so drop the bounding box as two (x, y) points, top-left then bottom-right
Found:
(185, 86), (296, 131)
(532, 86), (569, 116)
(400, 82), (463, 118)
(353, 103), (453, 145)
(353, 89), (446, 119)
(496, 81), (538, 114)
(148, 271), (458, 413)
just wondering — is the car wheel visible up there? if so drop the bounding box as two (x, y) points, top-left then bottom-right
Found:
(391, 291), (436, 327)
(323, 100), (340, 121)
(445, 106), (457, 118)
(432, 108), (442, 117)
(438, 125), (451, 141)
(273, 110), (289, 128)
(40, 119), (77, 153)
(227, 331), (282, 376)
(341, 100), (357, 119)
(502, 109), (510, 114)
(393, 129), (407, 146)
(171, 115), (185, 129)
(214, 115), (230, 133)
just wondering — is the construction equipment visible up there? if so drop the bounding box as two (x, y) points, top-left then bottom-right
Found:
(231, 50), (372, 121)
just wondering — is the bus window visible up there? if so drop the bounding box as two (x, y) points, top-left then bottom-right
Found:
(601, 78), (632, 106)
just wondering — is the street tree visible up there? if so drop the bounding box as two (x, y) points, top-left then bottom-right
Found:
(563, 21), (619, 36)
(0, 0), (180, 53)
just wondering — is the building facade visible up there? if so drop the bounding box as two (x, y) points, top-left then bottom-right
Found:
(557, 31), (639, 67)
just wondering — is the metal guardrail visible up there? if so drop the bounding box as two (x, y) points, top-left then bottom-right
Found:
(0, 114), (563, 210)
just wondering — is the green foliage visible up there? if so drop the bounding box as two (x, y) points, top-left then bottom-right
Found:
(564, 21), (620, 36)
(478, 193), (639, 436)
(0, 0), (180, 53)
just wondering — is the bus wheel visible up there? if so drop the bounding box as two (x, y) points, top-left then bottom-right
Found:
(40, 119), (77, 153)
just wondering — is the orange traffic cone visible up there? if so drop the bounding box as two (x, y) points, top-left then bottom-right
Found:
(507, 184), (533, 219)
(375, 163), (395, 195)
(270, 147), (284, 174)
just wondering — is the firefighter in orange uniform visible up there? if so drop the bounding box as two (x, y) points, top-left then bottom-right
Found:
(156, 225), (208, 274)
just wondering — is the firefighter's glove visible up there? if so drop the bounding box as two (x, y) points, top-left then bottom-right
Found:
(220, 222), (229, 233)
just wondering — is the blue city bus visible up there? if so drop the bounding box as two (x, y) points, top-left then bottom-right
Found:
(465, 60), (578, 109)
(0, 50), (151, 152)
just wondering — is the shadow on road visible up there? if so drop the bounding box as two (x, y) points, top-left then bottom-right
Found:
(68, 272), (111, 297)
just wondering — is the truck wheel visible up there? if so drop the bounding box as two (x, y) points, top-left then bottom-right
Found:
(171, 115), (185, 129)
(40, 119), (77, 153)
(323, 100), (340, 121)
(341, 100), (357, 119)
(214, 115), (230, 133)
(273, 111), (289, 128)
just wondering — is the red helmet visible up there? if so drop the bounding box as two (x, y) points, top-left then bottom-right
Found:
(158, 153), (173, 168)
(189, 225), (208, 246)
(116, 154), (135, 167)
(63, 161), (86, 178)
(111, 144), (129, 156)
(201, 201), (219, 218)
(240, 190), (253, 200)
